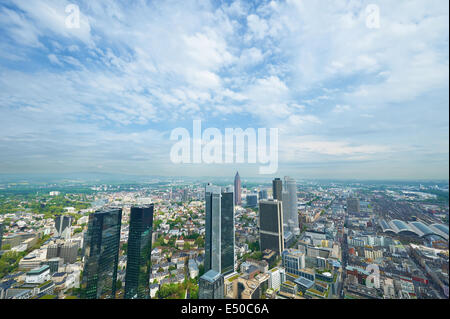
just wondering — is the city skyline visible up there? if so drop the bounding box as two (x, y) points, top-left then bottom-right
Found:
(0, 172), (448, 300)
(0, 0), (448, 180)
(0, 0), (449, 305)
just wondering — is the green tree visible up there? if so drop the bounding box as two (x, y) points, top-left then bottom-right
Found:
(198, 264), (205, 277)
(195, 237), (205, 248)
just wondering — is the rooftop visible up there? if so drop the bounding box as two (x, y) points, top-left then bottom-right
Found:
(200, 269), (222, 283)
(27, 265), (50, 275)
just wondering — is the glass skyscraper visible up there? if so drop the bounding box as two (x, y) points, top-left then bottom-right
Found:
(272, 178), (283, 201)
(205, 183), (235, 275)
(259, 199), (284, 255)
(221, 191), (235, 275)
(283, 176), (299, 235)
(54, 215), (72, 238)
(125, 205), (154, 299)
(234, 171), (241, 205)
(0, 223), (4, 249)
(81, 208), (122, 299)
(199, 269), (224, 299)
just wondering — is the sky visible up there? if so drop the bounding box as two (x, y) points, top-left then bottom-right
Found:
(0, 0), (448, 180)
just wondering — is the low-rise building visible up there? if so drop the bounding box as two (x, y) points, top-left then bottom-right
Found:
(25, 265), (51, 284)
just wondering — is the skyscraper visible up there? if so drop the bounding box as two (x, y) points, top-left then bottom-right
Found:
(272, 178), (283, 201)
(81, 208), (122, 299)
(0, 223), (4, 249)
(259, 199), (284, 255)
(246, 194), (258, 208)
(205, 183), (235, 275)
(258, 189), (268, 200)
(234, 172), (242, 206)
(199, 269), (224, 299)
(125, 205), (154, 299)
(283, 176), (300, 235)
(220, 191), (235, 275)
(205, 184), (221, 273)
(54, 215), (72, 239)
(46, 241), (79, 264)
(282, 189), (290, 231)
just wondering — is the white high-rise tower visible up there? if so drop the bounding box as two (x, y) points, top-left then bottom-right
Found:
(283, 176), (299, 236)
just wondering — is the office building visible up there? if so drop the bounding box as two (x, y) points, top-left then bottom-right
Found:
(2, 232), (37, 249)
(125, 205), (154, 299)
(25, 265), (50, 284)
(46, 241), (79, 264)
(233, 273), (269, 299)
(18, 249), (47, 270)
(81, 208), (122, 299)
(205, 184), (221, 273)
(284, 230), (295, 248)
(205, 184), (235, 275)
(258, 189), (268, 200)
(272, 178), (282, 201)
(283, 177), (300, 235)
(199, 270), (224, 299)
(262, 249), (277, 266)
(282, 249), (306, 276)
(54, 215), (72, 239)
(234, 172), (241, 206)
(221, 191), (235, 275)
(225, 185), (234, 194)
(40, 257), (63, 274)
(0, 223), (4, 249)
(259, 199), (284, 255)
(268, 267), (286, 290)
(246, 194), (258, 208)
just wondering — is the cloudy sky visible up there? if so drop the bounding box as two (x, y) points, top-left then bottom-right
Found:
(0, 0), (448, 180)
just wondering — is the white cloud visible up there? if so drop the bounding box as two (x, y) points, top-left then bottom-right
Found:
(0, 0), (447, 178)
(333, 105), (351, 113)
(48, 54), (62, 66)
(246, 14), (269, 40)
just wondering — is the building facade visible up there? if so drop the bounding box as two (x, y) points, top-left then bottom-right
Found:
(282, 249), (306, 276)
(259, 199), (284, 255)
(0, 223), (4, 249)
(221, 191), (235, 275)
(81, 208), (122, 299)
(199, 270), (224, 299)
(272, 178), (283, 201)
(54, 215), (72, 239)
(283, 177), (300, 235)
(234, 172), (242, 206)
(125, 205), (154, 299)
(46, 241), (79, 264)
(246, 194), (258, 208)
(205, 184), (235, 275)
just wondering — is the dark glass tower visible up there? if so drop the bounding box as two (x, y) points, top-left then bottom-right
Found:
(234, 172), (241, 205)
(0, 223), (4, 249)
(220, 191), (235, 275)
(259, 199), (284, 255)
(272, 178), (283, 201)
(199, 269), (224, 299)
(125, 205), (154, 299)
(205, 184), (235, 275)
(81, 208), (122, 299)
(205, 184), (221, 272)
(54, 215), (72, 238)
